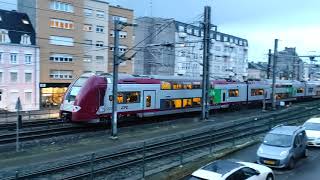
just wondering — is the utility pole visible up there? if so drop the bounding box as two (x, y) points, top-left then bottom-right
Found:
(201, 6), (211, 120)
(111, 20), (136, 138)
(267, 49), (272, 79)
(272, 39), (278, 110)
(111, 19), (120, 139)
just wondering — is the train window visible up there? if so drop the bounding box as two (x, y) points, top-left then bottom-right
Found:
(308, 88), (313, 93)
(297, 88), (304, 93)
(161, 81), (171, 90)
(183, 99), (192, 108)
(251, 89), (264, 96)
(192, 97), (201, 106)
(223, 92), (226, 101)
(192, 83), (201, 89)
(172, 99), (182, 108)
(125, 92), (140, 103)
(173, 83), (183, 90)
(183, 84), (192, 89)
(160, 99), (172, 110)
(117, 93), (124, 104)
(146, 95), (151, 107)
(228, 89), (239, 97)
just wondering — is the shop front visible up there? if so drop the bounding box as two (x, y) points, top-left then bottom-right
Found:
(40, 83), (70, 108)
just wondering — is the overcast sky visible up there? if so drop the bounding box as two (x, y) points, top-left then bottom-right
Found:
(2, 0), (320, 62)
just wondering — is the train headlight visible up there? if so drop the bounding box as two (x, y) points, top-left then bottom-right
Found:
(72, 106), (81, 112)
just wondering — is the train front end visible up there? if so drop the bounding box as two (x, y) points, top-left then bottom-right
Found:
(60, 73), (107, 122)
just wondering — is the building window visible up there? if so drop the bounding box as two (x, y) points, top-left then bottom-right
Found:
(83, 55), (92, 62)
(84, 8), (93, 16)
(10, 53), (17, 64)
(112, 16), (127, 23)
(10, 72), (18, 82)
(224, 36), (228, 42)
(228, 89), (239, 97)
(21, 34), (31, 45)
(178, 25), (184, 32)
(0, 30), (8, 43)
(0, 52), (2, 63)
(96, 56), (104, 63)
(96, 41), (104, 47)
(119, 31), (127, 38)
(50, 1), (74, 13)
(49, 36), (74, 46)
(84, 40), (92, 47)
(50, 18), (74, 30)
(119, 45), (127, 53)
(49, 70), (73, 79)
(22, 19), (30, 24)
(25, 54), (32, 64)
(25, 73), (32, 83)
(83, 24), (92, 31)
(216, 34), (221, 41)
(25, 92), (32, 104)
(49, 54), (73, 62)
(96, 10), (105, 18)
(96, 26), (104, 33)
(0, 72), (2, 83)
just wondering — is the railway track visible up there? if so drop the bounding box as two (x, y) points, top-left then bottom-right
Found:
(3, 103), (319, 180)
(0, 119), (66, 131)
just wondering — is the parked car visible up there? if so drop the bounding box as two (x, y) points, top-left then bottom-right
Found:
(257, 125), (308, 169)
(189, 160), (274, 180)
(303, 117), (320, 147)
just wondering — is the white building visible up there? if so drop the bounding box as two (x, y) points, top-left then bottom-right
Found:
(0, 10), (40, 111)
(134, 17), (248, 81)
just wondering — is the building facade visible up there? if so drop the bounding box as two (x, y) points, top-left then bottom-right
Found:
(247, 62), (268, 80)
(108, 5), (134, 74)
(18, 0), (110, 107)
(0, 10), (40, 111)
(134, 17), (249, 81)
(277, 47), (304, 81)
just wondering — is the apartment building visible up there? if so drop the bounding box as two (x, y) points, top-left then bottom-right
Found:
(18, 0), (109, 107)
(108, 5), (134, 74)
(134, 17), (249, 81)
(0, 10), (40, 111)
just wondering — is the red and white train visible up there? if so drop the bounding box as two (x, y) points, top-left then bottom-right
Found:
(60, 73), (320, 123)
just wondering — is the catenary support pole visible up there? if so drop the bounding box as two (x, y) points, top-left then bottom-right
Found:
(111, 19), (120, 138)
(272, 39), (278, 110)
(267, 49), (272, 79)
(201, 6), (211, 120)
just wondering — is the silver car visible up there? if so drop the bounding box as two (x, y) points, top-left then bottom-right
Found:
(257, 125), (308, 169)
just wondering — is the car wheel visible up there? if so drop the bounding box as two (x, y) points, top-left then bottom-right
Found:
(303, 149), (308, 158)
(288, 157), (295, 170)
(266, 173), (274, 180)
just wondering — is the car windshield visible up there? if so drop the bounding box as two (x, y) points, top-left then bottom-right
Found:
(263, 133), (292, 147)
(303, 122), (320, 131)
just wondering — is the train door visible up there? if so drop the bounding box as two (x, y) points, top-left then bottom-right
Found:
(143, 90), (156, 110)
(222, 90), (226, 102)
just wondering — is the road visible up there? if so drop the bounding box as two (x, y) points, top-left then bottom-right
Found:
(221, 143), (320, 180)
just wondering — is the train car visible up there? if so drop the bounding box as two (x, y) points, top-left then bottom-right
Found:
(60, 73), (320, 123)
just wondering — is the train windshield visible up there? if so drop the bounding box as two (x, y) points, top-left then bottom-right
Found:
(66, 77), (89, 102)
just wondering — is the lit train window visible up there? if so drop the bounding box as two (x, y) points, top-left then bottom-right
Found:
(161, 81), (171, 90)
(192, 83), (201, 89)
(173, 83), (183, 90)
(192, 97), (201, 106)
(183, 99), (192, 108)
(117, 93), (124, 104)
(297, 88), (304, 93)
(251, 89), (264, 96)
(183, 84), (192, 89)
(172, 99), (182, 108)
(228, 89), (239, 97)
(146, 95), (151, 107)
(109, 92), (140, 104)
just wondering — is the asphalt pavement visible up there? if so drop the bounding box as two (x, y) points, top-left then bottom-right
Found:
(222, 143), (320, 180)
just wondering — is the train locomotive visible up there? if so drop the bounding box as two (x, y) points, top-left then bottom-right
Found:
(60, 73), (320, 122)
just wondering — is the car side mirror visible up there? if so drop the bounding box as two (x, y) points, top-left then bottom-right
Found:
(254, 170), (260, 176)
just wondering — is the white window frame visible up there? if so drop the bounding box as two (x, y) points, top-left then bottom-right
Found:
(49, 70), (73, 79)
(83, 55), (92, 62)
(83, 24), (92, 32)
(95, 41), (104, 47)
(96, 10), (105, 18)
(25, 72), (32, 83)
(49, 36), (74, 46)
(24, 91), (32, 104)
(50, 1), (74, 13)
(50, 18), (74, 30)
(10, 71), (18, 83)
(49, 54), (73, 62)
(25, 54), (32, 64)
(10, 53), (18, 64)
(96, 26), (104, 33)
(20, 34), (31, 45)
(84, 8), (93, 16)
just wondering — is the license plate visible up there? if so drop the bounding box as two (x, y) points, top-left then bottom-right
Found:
(264, 160), (275, 165)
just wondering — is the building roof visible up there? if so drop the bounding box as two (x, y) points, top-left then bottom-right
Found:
(0, 9), (35, 45)
(248, 62), (268, 71)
